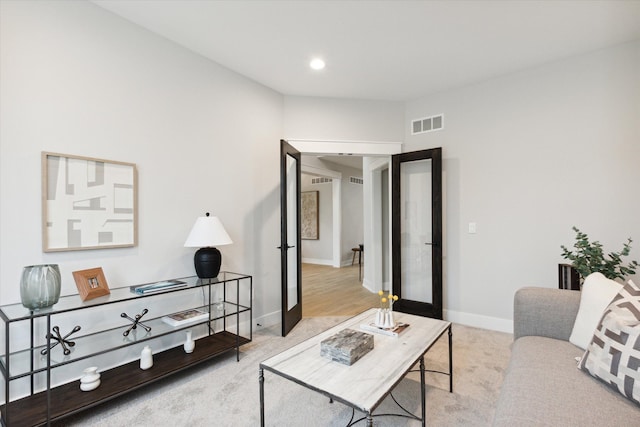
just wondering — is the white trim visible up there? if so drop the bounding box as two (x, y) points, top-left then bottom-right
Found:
(289, 140), (402, 156)
(362, 278), (377, 294)
(254, 310), (281, 329)
(301, 163), (342, 179)
(443, 309), (513, 333)
(362, 157), (391, 295)
(332, 179), (342, 268)
(301, 258), (333, 266)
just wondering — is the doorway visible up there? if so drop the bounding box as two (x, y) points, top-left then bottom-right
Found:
(280, 140), (403, 335)
(299, 154), (374, 317)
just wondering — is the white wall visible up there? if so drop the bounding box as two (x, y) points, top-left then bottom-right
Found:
(300, 173), (333, 264)
(405, 40), (640, 331)
(283, 96), (405, 142)
(300, 162), (364, 266)
(0, 1), (282, 326)
(335, 163), (364, 265)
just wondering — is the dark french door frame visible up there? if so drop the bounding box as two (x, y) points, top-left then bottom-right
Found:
(279, 140), (303, 336)
(391, 147), (443, 319)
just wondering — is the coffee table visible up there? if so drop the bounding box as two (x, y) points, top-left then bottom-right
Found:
(259, 308), (452, 426)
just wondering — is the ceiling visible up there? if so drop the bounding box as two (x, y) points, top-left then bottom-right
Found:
(91, 1), (640, 102)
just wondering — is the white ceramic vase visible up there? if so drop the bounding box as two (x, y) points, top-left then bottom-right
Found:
(140, 345), (153, 370)
(183, 330), (195, 354)
(375, 309), (385, 327)
(80, 366), (101, 391)
(383, 311), (395, 328)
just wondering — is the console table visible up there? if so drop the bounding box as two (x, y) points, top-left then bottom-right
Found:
(0, 272), (252, 426)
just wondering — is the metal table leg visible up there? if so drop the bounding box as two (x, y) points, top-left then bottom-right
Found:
(259, 368), (265, 426)
(449, 326), (453, 393)
(420, 356), (426, 427)
(365, 413), (373, 426)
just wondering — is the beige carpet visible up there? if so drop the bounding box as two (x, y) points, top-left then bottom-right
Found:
(58, 317), (512, 426)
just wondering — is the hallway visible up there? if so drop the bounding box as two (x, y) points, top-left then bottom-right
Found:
(302, 263), (379, 317)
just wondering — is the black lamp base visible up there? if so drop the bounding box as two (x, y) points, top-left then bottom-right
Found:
(194, 247), (221, 278)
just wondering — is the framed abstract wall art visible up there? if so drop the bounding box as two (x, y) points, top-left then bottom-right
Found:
(42, 152), (138, 252)
(301, 190), (319, 240)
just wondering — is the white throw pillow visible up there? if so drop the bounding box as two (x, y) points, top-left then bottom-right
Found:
(569, 272), (622, 350)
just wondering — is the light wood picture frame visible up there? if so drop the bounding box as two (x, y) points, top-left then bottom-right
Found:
(42, 152), (138, 252)
(73, 267), (111, 301)
(301, 191), (319, 240)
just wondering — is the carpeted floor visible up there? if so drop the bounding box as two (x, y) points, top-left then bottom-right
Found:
(58, 317), (512, 426)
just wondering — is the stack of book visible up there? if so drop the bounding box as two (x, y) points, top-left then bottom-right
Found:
(360, 322), (410, 337)
(130, 280), (187, 295)
(161, 308), (209, 327)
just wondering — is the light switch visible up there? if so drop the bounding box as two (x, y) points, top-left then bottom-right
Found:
(468, 222), (477, 234)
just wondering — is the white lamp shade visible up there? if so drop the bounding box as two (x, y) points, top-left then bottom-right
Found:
(184, 215), (232, 248)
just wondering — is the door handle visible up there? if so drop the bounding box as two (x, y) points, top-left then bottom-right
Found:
(424, 242), (438, 246)
(276, 245), (296, 250)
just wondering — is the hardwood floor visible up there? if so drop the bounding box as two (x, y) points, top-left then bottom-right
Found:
(302, 263), (380, 317)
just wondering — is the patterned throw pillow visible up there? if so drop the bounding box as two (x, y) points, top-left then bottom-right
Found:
(579, 279), (640, 405)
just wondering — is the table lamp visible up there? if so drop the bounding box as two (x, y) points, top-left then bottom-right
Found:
(184, 212), (232, 278)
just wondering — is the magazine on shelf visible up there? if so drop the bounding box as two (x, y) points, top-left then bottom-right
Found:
(161, 308), (209, 327)
(130, 280), (187, 295)
(359, 322), (410, 337)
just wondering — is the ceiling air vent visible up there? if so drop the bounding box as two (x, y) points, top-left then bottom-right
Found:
(411, 114), (444, 135)
(311, 177), (332, 185)
(350, 177), (363, 185)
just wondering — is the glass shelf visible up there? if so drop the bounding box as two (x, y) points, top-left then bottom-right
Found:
(0, 272), (249, 322)
(1, 301), (250, 379)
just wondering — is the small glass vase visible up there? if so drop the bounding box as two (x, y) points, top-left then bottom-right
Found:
(20, 264), (61, 310)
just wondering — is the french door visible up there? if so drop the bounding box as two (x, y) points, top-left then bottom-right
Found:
(279, 140), (302, 336)
(391, 148), (443, 319)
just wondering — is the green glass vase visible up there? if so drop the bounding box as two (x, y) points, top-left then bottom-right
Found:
(20, 264), (61, 310)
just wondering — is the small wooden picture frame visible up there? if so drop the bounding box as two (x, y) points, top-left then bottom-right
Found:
(73, 267), (111, 301)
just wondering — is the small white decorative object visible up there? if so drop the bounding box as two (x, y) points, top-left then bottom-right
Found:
(80, 366), (101, 391)
(376, 291), (399, 328)
(385, 311), (395, 328)
(375, 309), (384, 327)
(184, 330), (195, 354)
(140, 345), (153, 370)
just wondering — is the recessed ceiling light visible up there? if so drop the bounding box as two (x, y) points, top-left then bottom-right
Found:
(310, 58), (325, 70)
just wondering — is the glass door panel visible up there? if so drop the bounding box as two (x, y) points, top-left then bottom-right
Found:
(285, 154), (299, 311)
(400, 158), (432, 304)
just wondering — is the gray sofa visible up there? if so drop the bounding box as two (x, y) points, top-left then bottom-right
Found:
(493, 287), (640, 426)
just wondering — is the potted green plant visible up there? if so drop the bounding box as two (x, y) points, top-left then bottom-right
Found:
(561, 226), (639, 282)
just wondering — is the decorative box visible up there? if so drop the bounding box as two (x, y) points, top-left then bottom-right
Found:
(320, 329), (374, 366)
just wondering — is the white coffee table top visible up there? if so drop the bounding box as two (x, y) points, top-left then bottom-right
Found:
(260, 308), (451, 413)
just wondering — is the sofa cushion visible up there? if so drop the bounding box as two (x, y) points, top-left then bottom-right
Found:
(493, 336), (640, 426)
(570, 272), (621, 350)
(579, 279), (640, 405)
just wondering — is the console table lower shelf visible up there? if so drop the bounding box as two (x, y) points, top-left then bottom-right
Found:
(1, 332), (249, 427)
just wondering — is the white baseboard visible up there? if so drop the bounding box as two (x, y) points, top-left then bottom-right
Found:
(255, 305), (513, 335)
(302, 258), (333, 266)
(362, 278), (377, 293)
(444, 309), (513, 334)
(254, 310), (280, 330)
